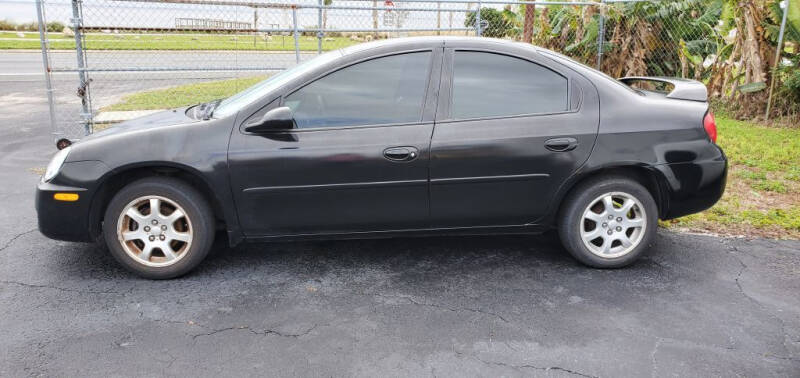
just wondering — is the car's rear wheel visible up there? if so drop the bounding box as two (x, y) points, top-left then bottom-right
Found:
(558, 176), (658, 268)
(103, 177), (214, 279)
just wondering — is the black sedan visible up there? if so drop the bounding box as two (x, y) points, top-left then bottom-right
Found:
(36, 37), (727, 279)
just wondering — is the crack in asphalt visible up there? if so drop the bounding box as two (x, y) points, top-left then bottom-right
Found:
(620, 326), (800, 364)
(650, 337), (662, 378)
(155, 351), (177, 371)
(0, 280), (123, 295)
(375, 293), (510, 323)
(455, 350), (598, 378)
(0, 228), (37, 253)
(728, 249), (797, 360)
(192, 324), (318, 340)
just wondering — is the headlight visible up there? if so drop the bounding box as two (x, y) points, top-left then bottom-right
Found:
(43, 146), (71, 182)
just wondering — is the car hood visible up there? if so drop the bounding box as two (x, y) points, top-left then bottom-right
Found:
(81, 107), (201, 142)
(65, 107), (213, 163)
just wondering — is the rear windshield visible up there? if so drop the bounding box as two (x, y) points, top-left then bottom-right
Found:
(536, 49), (640, 95)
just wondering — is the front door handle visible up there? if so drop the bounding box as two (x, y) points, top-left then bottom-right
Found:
(383, 146), (418, 162)
(545, 137), (579, 152)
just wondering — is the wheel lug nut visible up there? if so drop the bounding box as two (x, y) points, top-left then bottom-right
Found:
(151, 220), (158, 225)
(161, 225), (167, 231)
(143, 226), (150, 232)
(159, 235), (165, 241)
(616, 226), (622, 232)
(616, 217), (623, 222)
(607, 230), (613, 235)
(149, 235), (155, 241)
(602, 223), (608, 228)
(608, 215), (613, 220)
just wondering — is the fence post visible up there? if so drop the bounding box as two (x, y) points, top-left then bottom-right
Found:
(70, 0), (91, 135)
(36, 0), (59, 142)
(765, 0), (790, 120)
(292, 5), (300, 63)
(475, 0), (481, 36)
(596, 0), (605, 69)
(317, 0), (323, 54)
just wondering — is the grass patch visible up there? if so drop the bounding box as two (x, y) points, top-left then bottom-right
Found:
(103, 76), (267, 111)
(104, 78), (800, 239)
(0, 31), (357, 51)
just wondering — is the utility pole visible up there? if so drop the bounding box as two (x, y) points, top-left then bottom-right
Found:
(766, 0), (790, 120)
(437, 1), (441, 36)
(253, 9), (258, 48)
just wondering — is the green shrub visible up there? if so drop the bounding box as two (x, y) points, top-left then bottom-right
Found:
(15, 22), (38, 32)
(46, 21), (65, 32)
(0, 19), (16, 31)
(464, 7), (513, 38)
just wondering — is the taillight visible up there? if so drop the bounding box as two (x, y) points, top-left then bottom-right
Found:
(703, 111), (717, 143)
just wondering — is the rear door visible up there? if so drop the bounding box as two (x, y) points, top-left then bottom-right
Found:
(429, 48), (599, 228)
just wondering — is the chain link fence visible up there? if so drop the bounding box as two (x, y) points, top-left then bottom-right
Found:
(32, 0), (793, 140)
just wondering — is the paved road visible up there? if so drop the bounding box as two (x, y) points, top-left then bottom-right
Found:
(1, 69), (799, 377)
(0, 50), (319, 78)
(1, 50), (316, 139)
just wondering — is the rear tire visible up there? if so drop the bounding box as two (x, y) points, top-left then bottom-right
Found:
(102, 177), (215, 279)
(558, 176), (658, 268)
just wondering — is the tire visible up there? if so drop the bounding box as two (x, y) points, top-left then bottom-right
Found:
(558, 175), (658, 268)
(102, 177), (215, 279)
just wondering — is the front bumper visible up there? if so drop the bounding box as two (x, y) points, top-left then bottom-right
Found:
(35, 181), (93, 242)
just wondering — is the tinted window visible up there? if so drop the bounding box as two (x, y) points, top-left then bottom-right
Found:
(213, 50), (341, 119)
(451, 51), (568, 119)
(285, 52), (431, 128)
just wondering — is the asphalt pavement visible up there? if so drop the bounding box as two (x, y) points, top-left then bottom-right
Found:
(0, 50), (318, 79)
(1, 60), (799, 377)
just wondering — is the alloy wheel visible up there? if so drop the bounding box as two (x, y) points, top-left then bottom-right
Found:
(116, 195), (193, 267)
(580, 191), (647, 259)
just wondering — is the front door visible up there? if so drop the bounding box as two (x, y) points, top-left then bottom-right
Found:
(429, 49), (599, 228)
(228, 50), (440, 236)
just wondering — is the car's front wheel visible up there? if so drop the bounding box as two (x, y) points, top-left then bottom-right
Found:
(558, 176), (658, 268)
(103, 177), (215, 279)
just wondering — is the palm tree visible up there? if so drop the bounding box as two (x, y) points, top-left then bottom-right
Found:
(522, 3), (535, 43)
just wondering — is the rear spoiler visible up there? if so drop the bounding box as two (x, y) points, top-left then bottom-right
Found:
(619, 76), (707, 102)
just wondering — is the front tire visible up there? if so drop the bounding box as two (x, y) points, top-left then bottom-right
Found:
(558, 176), (658, 268)
(102, 177), (215, 279)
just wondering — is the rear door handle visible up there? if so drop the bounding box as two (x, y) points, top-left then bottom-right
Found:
(383, 146), (419, 162)
(545, 137), (579, 152)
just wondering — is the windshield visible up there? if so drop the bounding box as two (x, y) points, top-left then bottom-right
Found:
(212, 50), (342, 119)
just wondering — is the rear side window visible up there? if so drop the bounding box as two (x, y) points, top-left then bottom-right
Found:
(451, 51), (568, 119)
(285, 52), (431, 128)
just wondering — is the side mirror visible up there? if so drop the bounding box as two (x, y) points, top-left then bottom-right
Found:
(244, 106), (296, 133)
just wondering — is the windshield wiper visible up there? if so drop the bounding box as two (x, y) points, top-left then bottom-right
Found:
(195, 99), (222, 120)
(205, 99), (224, 120)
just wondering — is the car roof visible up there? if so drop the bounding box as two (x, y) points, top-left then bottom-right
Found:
(335, 36), (635, 100)
(339, 36), (539, 56)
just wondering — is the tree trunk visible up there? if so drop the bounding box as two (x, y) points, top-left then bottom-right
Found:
(741, 2), (766, 84)
(522, 4), (535, 43)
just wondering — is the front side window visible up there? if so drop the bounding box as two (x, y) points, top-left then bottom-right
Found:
(451, 51), (568, 119)
(212, 50), (341, 119)
(285, 52), (431, 128)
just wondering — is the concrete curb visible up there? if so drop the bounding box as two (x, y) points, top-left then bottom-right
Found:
(94, 109), (165, 123)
